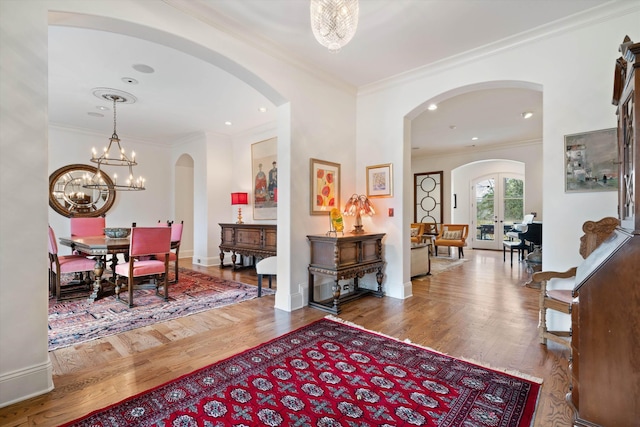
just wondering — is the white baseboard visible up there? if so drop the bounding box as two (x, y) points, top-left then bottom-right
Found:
(0, 359), (53, 408)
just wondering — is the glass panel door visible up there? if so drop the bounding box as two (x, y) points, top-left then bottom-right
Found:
(472, 174), (524, 250)
(474, 177), (496, 249)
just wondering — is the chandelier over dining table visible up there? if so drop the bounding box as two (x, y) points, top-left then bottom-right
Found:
(83, 93), (146, 192)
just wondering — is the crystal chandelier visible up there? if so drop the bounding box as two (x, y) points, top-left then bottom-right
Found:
(310, 0), (359, 53)
(84, 94), (145, 191)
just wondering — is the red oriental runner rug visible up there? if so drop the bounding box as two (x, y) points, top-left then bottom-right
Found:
(62, 317), (542, 427)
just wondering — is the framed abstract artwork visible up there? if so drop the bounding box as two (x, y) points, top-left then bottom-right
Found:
(366, 163), (393, 197)
(310, 158), (340, 215)
(564, 128), (618, 193)
(251, 137), (277, 219)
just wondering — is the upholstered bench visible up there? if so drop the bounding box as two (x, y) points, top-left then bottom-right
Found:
(503, 240), (528, 266)
(256, 256), (277, 297)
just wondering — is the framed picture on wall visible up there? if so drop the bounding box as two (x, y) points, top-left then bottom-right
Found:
(310, 158), (340, 215)
(251, 137), (277, 219)
(366, 163), (393, 197)
(564, 128), (618, 193)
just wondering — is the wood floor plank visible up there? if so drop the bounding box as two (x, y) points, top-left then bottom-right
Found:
(0, 249), (574, 426)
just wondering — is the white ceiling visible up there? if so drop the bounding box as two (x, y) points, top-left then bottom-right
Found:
(48, 0), (614, 153)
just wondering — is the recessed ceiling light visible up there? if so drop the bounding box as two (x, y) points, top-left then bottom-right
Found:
(88, 112), (104, 117)
(132, 64), (155, 74)
(427, 104), (438, 111)
(471, 137), (479, 141)
(259, 107), (268, 113)
(96, 105), (109, 111)
(122, 77), (139, 85)
(449, 125), (456, 130)
(225, 121), (232, 126)
(522, 111), (533, 119)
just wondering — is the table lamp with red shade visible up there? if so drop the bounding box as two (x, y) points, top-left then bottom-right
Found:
(231, 192), (249, 224)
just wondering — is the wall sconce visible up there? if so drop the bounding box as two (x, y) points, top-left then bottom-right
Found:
(343, 194), (375, 234)
(230, 192), (248, 224)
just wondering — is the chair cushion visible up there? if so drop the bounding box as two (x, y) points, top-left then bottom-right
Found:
(410, 228), (420, 237)
(442, 230), (462, 240)
(55, 255), (96, 274)
(547, 289), (574, 304)
(115, 260), (166, 277)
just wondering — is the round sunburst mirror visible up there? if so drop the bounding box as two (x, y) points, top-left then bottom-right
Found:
(49, 164), (116, 217)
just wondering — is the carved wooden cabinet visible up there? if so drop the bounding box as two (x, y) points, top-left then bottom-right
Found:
(307, 233), (385, 314)
(614, 36), (639, 233)
(219, 223), (276, 268)
(566, 36), (640, 427)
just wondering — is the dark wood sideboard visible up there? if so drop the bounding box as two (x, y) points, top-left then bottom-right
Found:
(307, 233), (385, 314)
(219, 223), (276, 269)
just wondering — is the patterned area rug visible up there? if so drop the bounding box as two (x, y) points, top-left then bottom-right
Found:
(62, 317), (542, 426)
(419, 256), (469, 278)
(48, 268), (273, 351)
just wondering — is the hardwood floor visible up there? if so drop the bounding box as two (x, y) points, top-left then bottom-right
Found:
(0, 249), (574, 426)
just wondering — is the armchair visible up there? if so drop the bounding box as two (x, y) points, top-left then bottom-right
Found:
(410, 223), (425, 244)
(530, 217), (619, 349)
(434, 224), (469, 258)
(114, 226), (172, 308)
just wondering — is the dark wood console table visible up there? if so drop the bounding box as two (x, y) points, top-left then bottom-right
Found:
(219, 223), (276, 269)
(307, 233), (385, 314)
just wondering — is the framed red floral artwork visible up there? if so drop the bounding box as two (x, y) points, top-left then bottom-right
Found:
(310, 158), (340, 215)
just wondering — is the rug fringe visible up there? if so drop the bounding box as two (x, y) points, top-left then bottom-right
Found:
(324, 315), (543, 384)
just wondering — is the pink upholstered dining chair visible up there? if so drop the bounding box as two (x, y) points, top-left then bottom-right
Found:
(70, 216), (106, 237)
(48, 225), (96, 299)
(154, 220), (183, 283)
(114, 226), (172, 308)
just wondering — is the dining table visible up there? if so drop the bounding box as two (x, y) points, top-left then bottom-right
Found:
(58, 234), (179, 302)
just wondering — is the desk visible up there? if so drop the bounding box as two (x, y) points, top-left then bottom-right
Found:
(307, 233), (385, 314)
(59, 235), (179, 302)
(219, 223), (276, 269)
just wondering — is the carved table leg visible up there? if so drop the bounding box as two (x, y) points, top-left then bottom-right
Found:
(372, 267), (385, 297)
(231, 252), (238, 268)
(88, 257), (105, 302)
(220, 251), (225, 267)
(332, 279), (341, 312)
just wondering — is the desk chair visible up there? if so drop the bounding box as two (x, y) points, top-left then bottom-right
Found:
(530, 217), (618, 349)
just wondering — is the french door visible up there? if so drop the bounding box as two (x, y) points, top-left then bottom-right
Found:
(472, 174), (524, 250)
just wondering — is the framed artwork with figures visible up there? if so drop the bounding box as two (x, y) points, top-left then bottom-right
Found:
(251, 137), (277, 220)
(310, 158), (340, 215)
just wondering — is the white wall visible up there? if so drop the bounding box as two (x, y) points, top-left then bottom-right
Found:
(357, 7), (638, 301)
(1, 0), (359, 406)
(0, 0), (53, 408)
